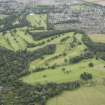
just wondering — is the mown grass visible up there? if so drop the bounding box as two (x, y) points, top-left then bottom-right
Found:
(22, 32), (105, 85)
(26, 14), (47, 30)
(0, 29), (35, 51)
(47, 84), (105, 105)
(29, 32), (85, 69)
(22, 59), (105, 85)
(0, 14), (48, 51)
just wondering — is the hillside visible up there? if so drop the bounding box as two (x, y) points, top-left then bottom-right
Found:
(0, 1), (105, 105)
(47, 85), (105, 105)
(0, 14), (105, 104)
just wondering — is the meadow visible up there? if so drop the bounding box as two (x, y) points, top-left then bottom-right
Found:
(22, 59), (105, 85)
(89, 34), (105, 43)
(47, 84), (105, 105)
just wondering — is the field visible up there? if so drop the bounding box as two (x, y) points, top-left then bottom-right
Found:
(0, 29), (35, 51)
(47, 85), (105, 105)
(0, 14), (48, 51)
(1, 12), (105, 105)
(88, 34), (105, 43)
(22, 59), (105, 85)
(22, 32), (105, 85)
(26, 14), (47, 30)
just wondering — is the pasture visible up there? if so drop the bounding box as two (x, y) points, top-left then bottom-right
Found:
(88, 34), (105, 43)
(47, 85), (105, 105)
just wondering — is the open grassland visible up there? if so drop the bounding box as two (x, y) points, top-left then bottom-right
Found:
(22, 59), (105, 85)
(0, 29), (35, 51)
(26, 14), (47, 30)
(1, 19), (105, 87)
(88, 34), (105, 43)
(0, 13), (48, 51)
(21, 31), (105, 85)
(47, 84), (105, 105)
(1, 11), (105, 105)
(29, 32), (85, 69)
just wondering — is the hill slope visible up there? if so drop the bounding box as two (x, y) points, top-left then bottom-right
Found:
(0, 1), (105, 105)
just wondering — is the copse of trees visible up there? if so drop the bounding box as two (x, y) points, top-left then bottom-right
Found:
(69, 56), (84, 64)
(28, 30), (84, 40)
(28, 30), (65, 40)
(0, 48), (29, 86)
(80, 72), (93, 81)
(88, 62), (94, 67)
(28, 44), (56, 61)
(0, 14), (30, 33)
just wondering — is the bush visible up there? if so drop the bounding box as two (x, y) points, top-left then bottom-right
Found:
(88, 63), (94, 67)
(80, 72), (93, 81)
(69, 56), (83, 64)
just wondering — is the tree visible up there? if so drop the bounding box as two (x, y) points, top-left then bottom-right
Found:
(80, 72), (93, 81)
(88, 63), (94, 67)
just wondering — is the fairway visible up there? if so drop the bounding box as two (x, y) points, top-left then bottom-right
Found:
(26, 14), (47, 29)
(22, 59), (105, 85)
(47, 85), (105, 105)
(0, 29), (35, 51)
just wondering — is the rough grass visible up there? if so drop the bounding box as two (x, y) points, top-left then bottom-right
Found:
(47, 85), (105, 105)
(88, 34), (105, 43)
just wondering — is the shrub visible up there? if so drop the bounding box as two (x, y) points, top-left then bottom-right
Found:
(88, 63), (94, 67)
(80, 72), (93, 81)
(69, 56), (83, 64)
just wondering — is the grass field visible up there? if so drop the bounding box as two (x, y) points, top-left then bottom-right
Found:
(1, 11), (105, 105)
(88, 34), (105, 43)
(26, 14), (47, 30)
(0, 29), (35, 51)
(0, 14), (48, 51)
(22, 59), (105, 85)
(29, 32), (85, 69)
(21, 32), (105, 85)
(47, 85), (105, 105)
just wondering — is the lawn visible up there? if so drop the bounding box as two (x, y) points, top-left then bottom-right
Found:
(47, 85), (105, 105)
